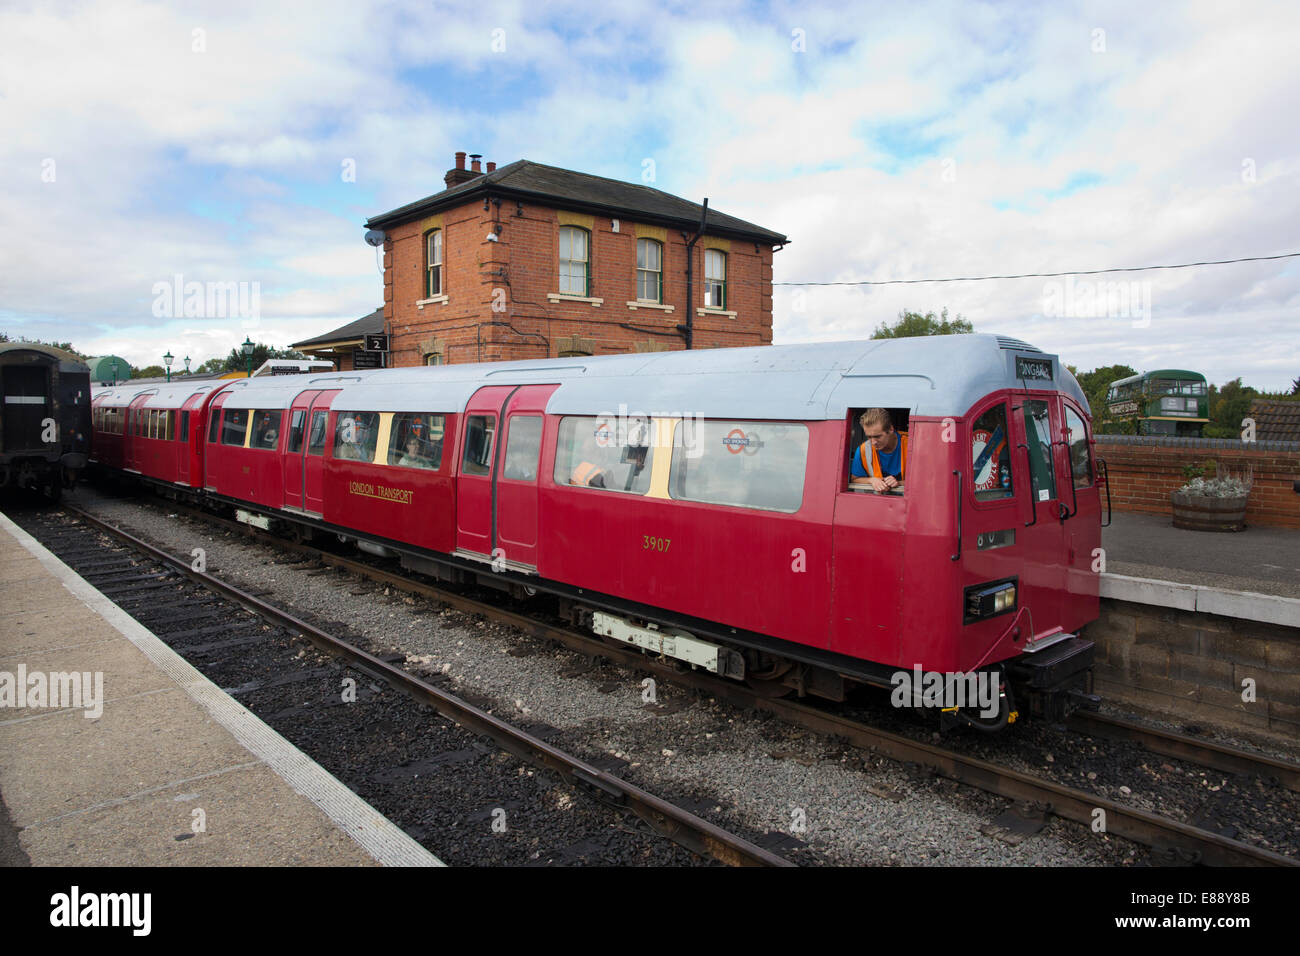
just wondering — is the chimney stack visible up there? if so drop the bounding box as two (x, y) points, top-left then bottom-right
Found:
(444, 151), (480, 189)
(470, 153), (482, 173)
(486, 161), (496, 172)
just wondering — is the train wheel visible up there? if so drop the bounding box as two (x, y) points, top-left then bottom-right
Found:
(744, 655), (794, 698)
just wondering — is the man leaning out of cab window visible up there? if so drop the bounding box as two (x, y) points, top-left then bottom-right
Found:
(849, 407), (908, 494)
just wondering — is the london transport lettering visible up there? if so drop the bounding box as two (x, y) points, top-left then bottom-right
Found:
(348, 480), (414, 504)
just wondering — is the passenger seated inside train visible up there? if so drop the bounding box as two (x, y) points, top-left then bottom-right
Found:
(397, 436), (433, 469)
(252, 412), (279, 449)
(848, 407), (907, 494)
(389, 413), (444, 470)
(334, 413), (379, 462)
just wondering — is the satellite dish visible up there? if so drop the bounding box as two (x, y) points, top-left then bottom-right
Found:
(364, 229), (386, 247)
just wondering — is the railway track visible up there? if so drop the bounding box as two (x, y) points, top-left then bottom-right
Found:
(17, 504), (793, 867)
(57, 494), (1300, 867)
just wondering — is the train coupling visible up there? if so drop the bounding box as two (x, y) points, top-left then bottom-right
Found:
(1006, 635), (1097, 723)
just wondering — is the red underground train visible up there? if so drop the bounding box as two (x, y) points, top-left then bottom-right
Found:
(90, 335), (1105, 728)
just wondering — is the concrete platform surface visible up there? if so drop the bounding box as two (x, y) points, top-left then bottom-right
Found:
(0, 509), (442, 867)
(1103, 511), (1300, 600)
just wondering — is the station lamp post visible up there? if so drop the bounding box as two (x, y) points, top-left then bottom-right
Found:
(183, 355), (191, 375)
(242, 337), (254, 377)
(163, 351), (173, 383)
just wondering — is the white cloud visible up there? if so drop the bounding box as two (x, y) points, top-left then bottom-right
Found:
(0, 0), (1296, 387)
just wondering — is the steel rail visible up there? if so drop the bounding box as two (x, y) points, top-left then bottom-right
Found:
(91, 499), (1298, 867)
(1067, 710), (1300, 794)
(61, 505), (793, 868)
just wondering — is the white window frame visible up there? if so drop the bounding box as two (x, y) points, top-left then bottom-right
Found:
(636, 238), (663, 303)
(704, 249), (726, 309)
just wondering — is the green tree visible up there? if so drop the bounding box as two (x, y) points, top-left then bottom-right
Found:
(221, 343), (307, 373)
(1072, 364), (1139, 433)
(195, 357), (227, 375)
(133, 365), (166, 379)
(871, 307), (973, 339)
(0, 333), (88, 358)
(1205, 378), (1258, 439)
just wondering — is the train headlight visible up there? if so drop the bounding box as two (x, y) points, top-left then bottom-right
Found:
(964, 579), (1018, 624)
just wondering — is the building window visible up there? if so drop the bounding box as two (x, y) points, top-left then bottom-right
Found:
(559, 226), (589, 296)
(425, 353), (443, 366)
(704, 249), (726, 309)
(426, 229), (442, 297)
(636, 238), (662, 303)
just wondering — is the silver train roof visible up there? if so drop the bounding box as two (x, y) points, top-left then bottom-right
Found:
(90, 336), (1088, 419)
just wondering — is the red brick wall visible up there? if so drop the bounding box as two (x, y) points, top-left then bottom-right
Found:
(381, 199), (774, 366)
(1096, 437), (1300, 529)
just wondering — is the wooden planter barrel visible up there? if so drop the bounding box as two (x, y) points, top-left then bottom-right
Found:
(1171, 491), (1248, 532)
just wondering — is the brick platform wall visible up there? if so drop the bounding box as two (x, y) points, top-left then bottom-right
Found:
(1084, 598), (1300, 743)
(1095, 436), (1300, 529)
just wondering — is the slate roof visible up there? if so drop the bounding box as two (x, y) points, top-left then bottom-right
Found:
(365, 160), (787, 245)
(1250, 398), (1300, 443)
(291, 308), (384, 349)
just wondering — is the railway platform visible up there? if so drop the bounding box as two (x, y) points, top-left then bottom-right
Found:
(1102, 511), (1299, 601)
(0, 510), (442, 867)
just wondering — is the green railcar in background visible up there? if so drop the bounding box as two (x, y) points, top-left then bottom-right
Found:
(1105, 369), (1209, 436)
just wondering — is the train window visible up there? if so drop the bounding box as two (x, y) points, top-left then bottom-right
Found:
(670, 420), (807, 512)
(180, 411), (189, 443)
(288, 409), (306, 453)
(221, 408), (248, 447)
(1064, 406), (1092, 488)
(1021, 399), (1057, 502)
(846, 408), (910, 494)
(502, 416), (543, 481)
(971, 404), (1014, 502)
(554, 415), (654, 494)
(307, 410), (328, 455)
(333, 411), (378, 462)
(462, 415), (496, 476)
(208, 408), (222, 444)
(389, 413), (446, 470)
(251, 410), (282, 450)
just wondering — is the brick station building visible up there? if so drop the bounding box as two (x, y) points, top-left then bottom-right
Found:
(363, 152), (788, 366)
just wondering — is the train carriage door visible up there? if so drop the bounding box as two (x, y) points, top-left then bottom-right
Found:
(203, 392), (229, 489)
(1059, 398), (1101, 617)
(1012, 395), (1065, 640)
(495, 384), (559, 572)
(301, 390), (338, 515)
(455, 386), (514, 559)
(283, 389), (320, 510)
(1, 363), (49, 454)
(126, 393), (152, 472)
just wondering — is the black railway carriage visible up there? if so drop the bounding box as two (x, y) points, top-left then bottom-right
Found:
(0, 343), (91, 499)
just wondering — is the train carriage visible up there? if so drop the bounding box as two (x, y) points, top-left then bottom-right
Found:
(1, 342), (91, 499)
(90, 334), (1103, 727)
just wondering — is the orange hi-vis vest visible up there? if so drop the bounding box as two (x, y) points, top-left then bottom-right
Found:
(571, 461), (602, 486)
(859, 432), (908, 480)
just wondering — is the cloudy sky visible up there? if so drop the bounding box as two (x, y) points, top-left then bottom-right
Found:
(1, 0), (1296, 389)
